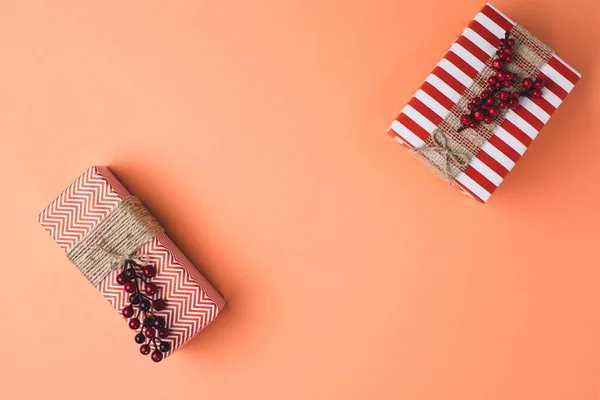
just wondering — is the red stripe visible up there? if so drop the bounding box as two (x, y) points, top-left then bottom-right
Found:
(396, 113), (430, 142)
(455, 35), (490, 63)
(432, 66), (466, 95)
(408, 98), (443, 125)
(487, 135), (521, 163)
(537, 72), (568, 100)
(513, 106), (544, 131)
(548, 57), (580, 85)
(475, 149), (510, 178)
(420, 81), (455, 110)
(499, 119), (533, 147)
(463, 165), (497, 194)
(529, 96), (556, 116)
(480, 4), (514, 32)
(468, 20), (501, 49)
(445, 51), (479, 79)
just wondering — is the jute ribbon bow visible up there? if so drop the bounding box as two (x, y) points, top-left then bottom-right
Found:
(66, 197), (164, 286)
(411, 131), (470, 182)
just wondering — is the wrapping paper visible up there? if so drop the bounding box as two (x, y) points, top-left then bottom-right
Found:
(387, 3), (581, 202)
(37, 166), (225, 359)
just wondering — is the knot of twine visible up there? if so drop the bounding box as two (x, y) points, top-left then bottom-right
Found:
(66, 196), (164, 286)
(411, 130), (470, 182)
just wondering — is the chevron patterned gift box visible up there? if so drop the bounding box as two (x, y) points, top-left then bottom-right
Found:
(387, 3), (581, 203)
(37, 166), (225, 362)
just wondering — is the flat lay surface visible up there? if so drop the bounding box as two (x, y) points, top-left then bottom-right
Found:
(0, 1), (598, 399)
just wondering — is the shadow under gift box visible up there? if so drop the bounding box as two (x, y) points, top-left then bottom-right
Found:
(387, 3), (581, 203)
(37, 166), (225, 360)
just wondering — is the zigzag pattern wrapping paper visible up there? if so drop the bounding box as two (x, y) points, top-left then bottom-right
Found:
(387, 3), (581, 203)
(37, 166), (225, 359)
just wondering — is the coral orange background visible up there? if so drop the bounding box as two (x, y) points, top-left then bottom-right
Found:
(0, 1), (599, 399)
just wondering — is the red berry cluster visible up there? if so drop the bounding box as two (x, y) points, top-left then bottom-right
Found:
(458, 32), (545, 131)
(117, 259), (171, 363)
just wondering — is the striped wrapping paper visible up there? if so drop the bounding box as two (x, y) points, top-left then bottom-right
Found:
(37, 166), (225, 360)
(387, 3), (581, 203)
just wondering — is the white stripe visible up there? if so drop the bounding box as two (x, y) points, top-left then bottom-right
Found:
(470, 157), (503, 186)
(519, 97), (550, 123)
(540, 63), (575, 93)
(413, 90), (449, 119)
(454, 183), (475, 199)
(389, 121), (424, 148)
(552, 54), (581, 78)
(462, 28), (496, 55)
(437, 58), (472, 87)
(542, 87), (562, 108)
(505, 111), (538, 139)
(473, 12), (504, 39)
(493, 126), (527, 155)
(401, 105), (437, 133)
(455, 172), (491, 202)
(480, 141), (515, 171)
(486, 3), (516, 25)
(425, 74), (461, 103)
(449, 43), (485, 72)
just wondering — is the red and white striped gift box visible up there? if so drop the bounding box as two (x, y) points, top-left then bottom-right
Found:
(37, 166), (225, 360)
(387, 3), (581, 203)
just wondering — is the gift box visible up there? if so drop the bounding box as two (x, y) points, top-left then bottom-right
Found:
(37, 166), (225, 362)
(387, 3), (580, 202)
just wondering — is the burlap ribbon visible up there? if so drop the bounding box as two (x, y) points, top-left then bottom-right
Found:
(66, 196), (164, 286)
(410, 24), (553, 182)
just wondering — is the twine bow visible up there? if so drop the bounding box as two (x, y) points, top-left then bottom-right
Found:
(95, 238), (151, 271)
(411, 130), (470, 182)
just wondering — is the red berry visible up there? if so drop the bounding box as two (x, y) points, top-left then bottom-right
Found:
(154, 299), (166, 311)
(482, 104), (490, 110)
(469, 122), (479, 129)
(488, 76), (497, 84)
(460, 114), (472, 126)
(143, 327), (155, 338)
(483, 115), (493, 124)
(140, 344), (151, 355)
(499, 101), (507, 109)
(503, 80), (512, 88)
(495, 82), (502, 89)
(467, 102), (475, 110)
(499, 53), (507, 61)
(531, 88), (543, 99)
(472, 96), (481, 104)
(158, 328), (169, 339)
(496, 71), (505, 81)
(143, 265), (156, 278)
(499, 38), (507, 47)
(151, 350), (163, 363)
(507, 38), (516, 47)
(534, 78), (545, 89)
(116, 273), (127, 285)
(512, 91), (521, 99)
(505, 55), (513, 63)
(491, 59), (504, 70)
(485, 97), (495, 106)
(129, 318), (141, 330)
(473, 110), (485, 121)
(488, 106), (499, 117)
(498, 91), (510, 101)
(486, 84), (495, 93)
(508, 99), (519, 109)
(522, 78), (533, 89)
(124, 282), (136, 293)
(122, 306), (134, 318)
(481, 91), (490, 99)
(502, 47), (513, 56)
(144, 283), (157, 296)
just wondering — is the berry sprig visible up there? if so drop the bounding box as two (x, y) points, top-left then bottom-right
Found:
(458, 31), (545, 132)
(117, 259), (171, 363)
